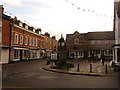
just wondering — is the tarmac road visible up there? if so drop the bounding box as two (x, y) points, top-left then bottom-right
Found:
(2, 60), (119, 88)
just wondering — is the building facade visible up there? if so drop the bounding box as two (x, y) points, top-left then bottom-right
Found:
(113, 1), (120, 64)
(0, 5), (11, 64)
(66, 31), (115, 60)
(1, 6), (58, 64)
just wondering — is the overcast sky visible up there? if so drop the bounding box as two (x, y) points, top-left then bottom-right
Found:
(1, 0), (114, 39)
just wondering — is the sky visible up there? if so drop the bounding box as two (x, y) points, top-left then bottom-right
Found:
(0, 0), (114, 39)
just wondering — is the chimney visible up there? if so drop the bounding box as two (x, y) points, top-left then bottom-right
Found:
(0, 5), (4, 14)
(44, 32), (50, 37)
(52, 36), (56, 40)
(35, 28), (41, 34)
(13, 16), (17, 21)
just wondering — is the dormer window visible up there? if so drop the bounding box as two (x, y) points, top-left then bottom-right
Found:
(33, 29), (35, 32)
(23, 23), (26, 28)
(28, 26), (33, 31)
(25, 25), (28, 29)
(19, 22), (23, 27)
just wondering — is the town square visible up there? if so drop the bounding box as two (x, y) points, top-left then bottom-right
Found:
(0, 0), (120, 89)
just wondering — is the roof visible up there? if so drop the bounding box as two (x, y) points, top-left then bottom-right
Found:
(66, 31), (115, 40)
(2, 14), (11, 20)
(87, 31), (115, 40)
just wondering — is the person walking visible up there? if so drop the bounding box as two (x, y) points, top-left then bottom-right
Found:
(101, 55), (105, 65)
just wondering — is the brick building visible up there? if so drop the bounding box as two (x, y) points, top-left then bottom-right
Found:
(0, 5), (11, 63)
(1, 5), (58, 64)
(66, 31), (115, 60)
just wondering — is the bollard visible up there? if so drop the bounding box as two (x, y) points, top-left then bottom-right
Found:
(105, 64), (108, 73)
(77, 64), (80, 72)
(90, 64), (92, 73)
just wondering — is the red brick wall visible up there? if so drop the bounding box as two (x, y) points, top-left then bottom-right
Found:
(12, 25), (46, 49)
(2, 18), (10, 46)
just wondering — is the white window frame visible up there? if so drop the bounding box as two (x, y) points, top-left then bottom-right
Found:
(19, 22), (23, 27)
(97, 40), (101, 44)
(91, 40), (95, 44)
(104, 40), (108, 44)
(0, 32), (1, 43)
(25, 36), (28, 45)
(20, 35), (23, 45)
(36, 39), (38, 47)
(40, 40), (42, 47)
(30, 37), (32, 46)
(25, 25), (28, 29)
(15, 34), (18, 44)
(33, 38), (34, 46)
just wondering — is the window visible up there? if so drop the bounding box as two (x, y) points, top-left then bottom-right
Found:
(40, 40), (42, 47)
(110, 40), (114, 44)
(25, 25), (28, 29)
(97, 41), (101, 44)
(19, 22), (23, 27)
(30, 37), (32, 46)
(20, 35), (23, 45)
(33, 38), (34, 46)
(91, 41), (95, 44)
(25, 36), (28, 45)
(36, 39), (38, 47)
(74, 38), (79, 44)
(15, 34), (18, 44)
(104, 40), (108, 44)
(0, 32), (1, 43)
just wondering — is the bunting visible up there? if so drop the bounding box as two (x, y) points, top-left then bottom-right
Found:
(66, 0), (113, 19)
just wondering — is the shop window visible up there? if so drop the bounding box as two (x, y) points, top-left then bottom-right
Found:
(13, 49), (20, 59)
(15, 34), (18, 44)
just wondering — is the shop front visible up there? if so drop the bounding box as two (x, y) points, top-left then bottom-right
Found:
(13, 47), (29, 61)
(113, 44), (120, 64)
(29, 48), (41, 60)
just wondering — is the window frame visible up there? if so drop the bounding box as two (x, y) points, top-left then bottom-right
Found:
(15, 34), (18, 44)
(20, 35), (23, 45)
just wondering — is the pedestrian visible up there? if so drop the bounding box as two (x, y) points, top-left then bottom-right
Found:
(101, 55), (105, 65)
(46, 58), (50, 65)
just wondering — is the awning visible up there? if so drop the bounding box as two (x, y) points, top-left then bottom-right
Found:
(112, 44), (120, 48)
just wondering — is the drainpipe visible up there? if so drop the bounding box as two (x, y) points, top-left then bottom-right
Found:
(9, 20), (12, 64)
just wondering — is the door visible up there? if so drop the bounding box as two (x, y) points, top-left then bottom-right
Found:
(117, 48), (120, 62)
(20, 50), (23, 61)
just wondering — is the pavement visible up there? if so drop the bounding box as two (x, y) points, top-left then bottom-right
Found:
(42, 59), (120, 78)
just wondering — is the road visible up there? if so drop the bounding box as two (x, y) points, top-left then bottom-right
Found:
(2, 60), (119, 88)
